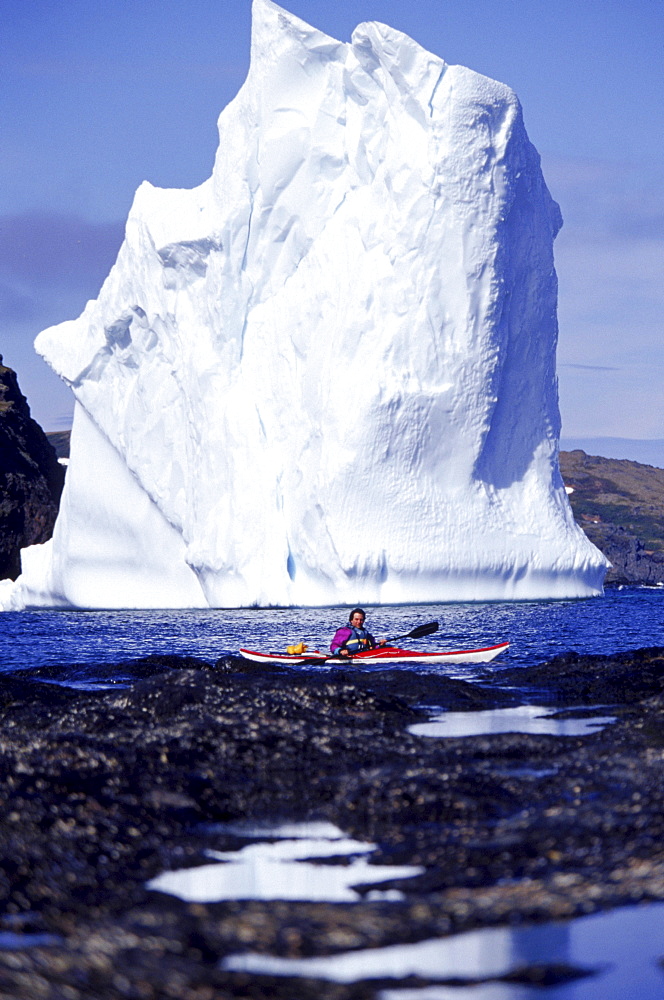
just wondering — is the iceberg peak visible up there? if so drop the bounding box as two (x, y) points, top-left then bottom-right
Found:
(4, 1), (607, 610)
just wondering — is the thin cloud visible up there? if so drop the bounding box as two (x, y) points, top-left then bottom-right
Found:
(560, 363), (620, 372)
(0, 278), (36, 324)
(544, 154), (664, 439)
(0, 212), (124, 287)
(543, 154), (664, 241)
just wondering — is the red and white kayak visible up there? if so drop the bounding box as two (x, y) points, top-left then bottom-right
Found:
(238, 641), (509, 666)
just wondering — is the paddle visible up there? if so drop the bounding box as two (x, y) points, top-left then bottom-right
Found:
(298, 620), (440, 665)
(382, 620), (439, 645)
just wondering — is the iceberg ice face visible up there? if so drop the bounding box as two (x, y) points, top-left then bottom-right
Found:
(9, 0), (608, 609)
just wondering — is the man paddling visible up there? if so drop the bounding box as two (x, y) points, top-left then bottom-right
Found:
(330, 608), (386, 657)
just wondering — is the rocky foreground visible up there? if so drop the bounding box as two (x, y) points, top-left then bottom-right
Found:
(0, 649), (662, 998)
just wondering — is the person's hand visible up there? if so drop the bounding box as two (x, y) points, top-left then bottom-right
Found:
(340, 649), (350, 657)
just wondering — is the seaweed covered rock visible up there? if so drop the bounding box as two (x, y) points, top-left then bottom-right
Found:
(0, 650), (662, 997)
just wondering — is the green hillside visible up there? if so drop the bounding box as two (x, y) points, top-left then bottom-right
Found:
(559, 450), (664, 585)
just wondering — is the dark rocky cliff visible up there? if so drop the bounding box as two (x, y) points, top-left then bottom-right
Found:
(560, 450), (664, 586)
(0, 360), (65, 579)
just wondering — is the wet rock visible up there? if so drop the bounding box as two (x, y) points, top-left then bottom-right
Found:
(487, 646), (664, 705)
(0, 650), (660, 997)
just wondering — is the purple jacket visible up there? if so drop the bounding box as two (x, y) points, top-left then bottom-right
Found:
(330, 626), (376, 654)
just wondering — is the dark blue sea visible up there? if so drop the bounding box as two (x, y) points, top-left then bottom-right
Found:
(0, 584), (662, 687)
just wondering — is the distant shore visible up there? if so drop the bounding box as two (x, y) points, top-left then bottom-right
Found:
(0, 648), (662, 997)
(560, 450), (664, 586)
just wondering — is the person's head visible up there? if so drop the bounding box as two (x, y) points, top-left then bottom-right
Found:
(349, 608), (366, 628)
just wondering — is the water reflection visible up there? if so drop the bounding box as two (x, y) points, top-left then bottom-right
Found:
(409, 705), (617, 738)
(0, 932), (60, 949)
(223, 902), (664, 1000)
(224, 925), (515, 981)
(147, 822), (423, 903)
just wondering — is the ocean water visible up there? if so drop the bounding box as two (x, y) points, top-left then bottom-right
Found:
(0, 585), (662, 684)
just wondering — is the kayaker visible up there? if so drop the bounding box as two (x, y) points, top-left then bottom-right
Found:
(330, 608), (385, 657)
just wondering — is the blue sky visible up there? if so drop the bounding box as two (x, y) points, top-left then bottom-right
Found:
(1, 0), (662, 460)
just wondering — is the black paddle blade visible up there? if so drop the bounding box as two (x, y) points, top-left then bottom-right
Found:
(385, 620), (439, 644)
(408, 620), (439, 639)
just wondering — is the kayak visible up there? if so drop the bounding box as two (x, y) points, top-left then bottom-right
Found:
(238, 641), (509, 666)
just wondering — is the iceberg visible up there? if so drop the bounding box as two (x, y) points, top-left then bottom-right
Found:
(4, 0), (608, 610)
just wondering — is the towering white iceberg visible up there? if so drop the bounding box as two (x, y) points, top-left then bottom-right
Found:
(6, 0), (608, 609)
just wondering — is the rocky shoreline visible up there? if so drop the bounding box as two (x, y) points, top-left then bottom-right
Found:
(559, 450), (664, 586)
(0, 649), (662, 998)
(0, 363), (64, 581)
